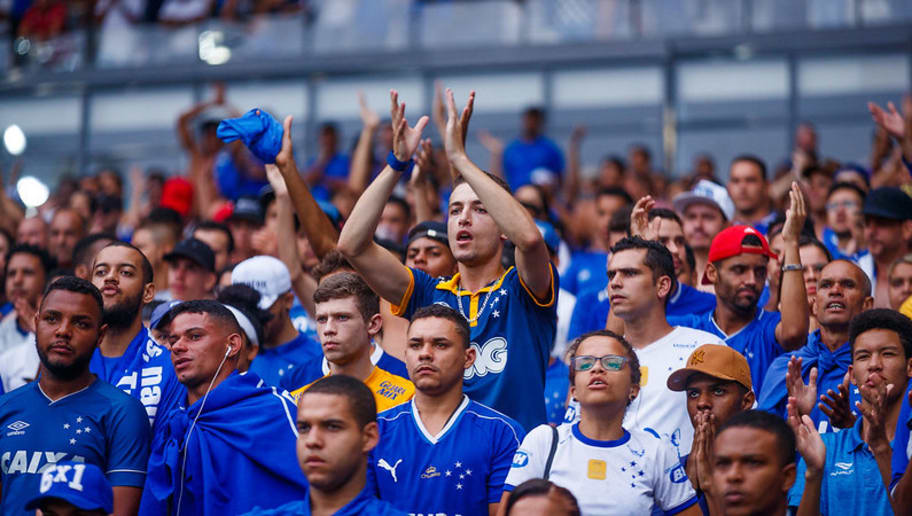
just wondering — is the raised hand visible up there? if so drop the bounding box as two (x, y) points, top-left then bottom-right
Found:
(788, 396), (826, 474)
(431, 80), (447, 139)
(818, 371), (856, 429)
(265, 164), (288, 197)
(786, 356), (818, 417)
(869, 100), (905, 139)
(629, 196), (657, 240)
(443, 88), (475, 163)
(358, 91), (380, 131)
(477, 130), (504, 156)
(781, 182), (807, 244)
(901, 95), (912, 161)
(857, 381), (893, 453)
(390, 90), (429, 163)
(275, 115), (295, 171)
(412, 138), (434, 183)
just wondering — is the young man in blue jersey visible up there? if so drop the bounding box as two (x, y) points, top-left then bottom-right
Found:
(338, 89), (556, 431)
(370, 304), (525, 516)
(246, 375), (405, 516)
(89, 242), (183, 435)
(787, 308), (910, 515)
(710, 410), (796, 516)
(670, 183), (811, 395)
(232, 255), (321, 385)
(758, 259), (873, 434)
(139, 300), (308, 515)
(0, 276), (150, 516)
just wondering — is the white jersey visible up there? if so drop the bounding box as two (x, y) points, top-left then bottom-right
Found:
(563, 326), (724, 458)
(0, 312), (33, 356)
(0, 337), (39, 393)
(624, 326), (724, 457)
(505, 423), (697, 515)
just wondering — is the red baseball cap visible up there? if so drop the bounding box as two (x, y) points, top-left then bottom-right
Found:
(702, 225), (777, 285)
(159, 177), (193, 218)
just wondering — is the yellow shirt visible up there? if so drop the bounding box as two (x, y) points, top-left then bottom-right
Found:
(291, 366), (415, 413)
(901, 295), (912, 320)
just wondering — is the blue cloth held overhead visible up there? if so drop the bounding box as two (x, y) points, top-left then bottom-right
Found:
(217, 108), (284, 164)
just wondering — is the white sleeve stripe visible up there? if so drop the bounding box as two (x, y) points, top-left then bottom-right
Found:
(107, 469), (146, 474)
(464, 410), (523, 447)
(271, 387), (300, 437)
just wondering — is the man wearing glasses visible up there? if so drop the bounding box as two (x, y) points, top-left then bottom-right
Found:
(596, 237), (723, 459)
(503, 329), (701, 515)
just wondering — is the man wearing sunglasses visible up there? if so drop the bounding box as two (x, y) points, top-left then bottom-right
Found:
(596, 237), (723, 459)
(504, 329), (700, 515)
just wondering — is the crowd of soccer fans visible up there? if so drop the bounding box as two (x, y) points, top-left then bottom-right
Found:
(3, 81), (912, 516)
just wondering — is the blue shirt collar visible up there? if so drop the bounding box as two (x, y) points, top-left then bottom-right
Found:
(572, 423), (631, 448)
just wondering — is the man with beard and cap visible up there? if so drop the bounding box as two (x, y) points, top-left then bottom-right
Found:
(670, 183), (810, 395)
(0, 277), (150, 516)
(89, 242), (184, 434)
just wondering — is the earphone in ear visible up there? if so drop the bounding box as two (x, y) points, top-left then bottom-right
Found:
(224, 345), (232, 358)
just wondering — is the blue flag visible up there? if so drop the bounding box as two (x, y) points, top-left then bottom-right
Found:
(140, 371), (308, 516)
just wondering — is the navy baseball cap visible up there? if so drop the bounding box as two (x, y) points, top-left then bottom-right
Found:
(150, 300), (182, 330)
(407, 221), (449, 249)
(164, 238), (216, 273)
(25, 462), (113, 513)
(863, 187), (912, 221)
(228, 196), (264, 225)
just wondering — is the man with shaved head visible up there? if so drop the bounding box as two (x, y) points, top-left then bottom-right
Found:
(49, 208), (86, 268)
(758, 260), (873, 434)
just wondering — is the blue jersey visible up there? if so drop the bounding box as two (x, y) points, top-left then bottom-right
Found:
(668, 309), (783, 394)
(502, 136), (565, 190)
(568, 283), (716, 341)
(369, 396), (525, 516)
(278, 346), (408, 393)
(289, 303), (319, 342)
(0, 380), (150, 515)
(891, 383), (912, 491)
(561, 250), (608, 296)
(249, 332), (322, 387)
(243, 486), (406, 516)
(89, 326), (184, 435)
(789, 416), (893, 515)
(545, 359), (570, 425)
(393, 265), (558, 431)
(757, 331), (859, 434)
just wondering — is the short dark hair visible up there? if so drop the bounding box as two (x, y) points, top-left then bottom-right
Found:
(717, 410), (796, 467)
(849, 308), (912, 359)
(313, 272), (379, 322)
(566, 329), (641, 391)
(7, 244), (56, 276)
(505, 479), (580, 516)
(143, 208), (184, 242)
(167, 299), (242, 336)
(42, 276), (103, 322)
(523, 106), (546, 120)
(610, 236), (677, 305)
(608, 206), (633, 235)
(99, 241), (155, 286)
(410, 304), (470, 348)
(303, 374), (377, 427)
(827, 181), (866, 202)
(73, 233), (117, 269)
(454, 172), (512, 195)
(596, 187), (634, 206)
(797, 235), (832, 263)
(194, 221), (235, 254)
(217, 286), (269, 349)
(311, 250), (353, 283)
(386, 196), (411, 223)
(647, 207), (683, 229)
(731, 154), (768, 181)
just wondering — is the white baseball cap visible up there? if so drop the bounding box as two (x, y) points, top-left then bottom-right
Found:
(672, 179), (735, 221)
(231, 255), (292, 310)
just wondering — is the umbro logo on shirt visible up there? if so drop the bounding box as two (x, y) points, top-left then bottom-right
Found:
(6, 420), (29, 436)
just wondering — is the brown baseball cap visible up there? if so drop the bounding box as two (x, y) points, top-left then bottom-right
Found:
(666, 344), (753, 392)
